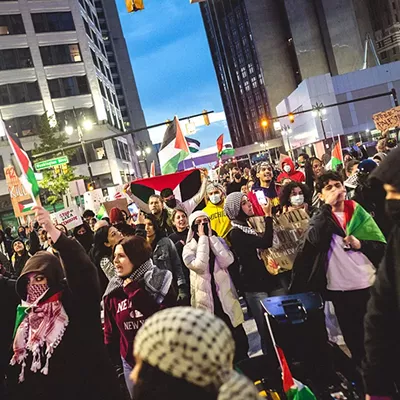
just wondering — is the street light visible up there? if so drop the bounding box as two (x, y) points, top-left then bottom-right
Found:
(261, 119), (268, 128)
(135, 141), (152, 176)
(312, 102), (328, 147)
(282, 124), (294, 159)
(65, 125), (74, 136)
(82, 119), (93, 131)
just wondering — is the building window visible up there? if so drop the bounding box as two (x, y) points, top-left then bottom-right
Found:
(251, 76), (257, 88)
(32, 12), (75, 33)
(240, 66), (247, 78)
(112, 139), (121, 159)
(0, 81), (41, 105)
(90, 48), (99, 68)
(394, 47), (398, 55)
(0, 48), (33, 70)
(382, 50), (388, 59)
(83, 19), (91, 38)
(248, 63), (254, 74)
(56, 107), (96, 130)
(0, 14), (25, 35)
(40, 44), (82, 66)
(48, 76), (90, 98)
(244, 80), (250, 92)
(98, 79), (106, 97)
(5, 115), (41, 137)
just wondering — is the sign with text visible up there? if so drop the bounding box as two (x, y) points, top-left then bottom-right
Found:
(51, 207), (82, 231)
(35, 156), (69, 171)
(373, 105), (400, 134)
(4, 165), (34, 218)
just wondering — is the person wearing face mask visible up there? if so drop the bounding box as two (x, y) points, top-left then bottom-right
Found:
(227, 167), (248, 195)
(203, 183), (232, 241)
(277, 157), (305, 184)
(72, 222), (94, 253)
(362, 147), (400, 398)
(103, 235), (176, 398)
(159, 169), (208, 215)
(290, 171), (386, 367)
(7, 206), (123, 400)
(225, 192), (285, 354)
(182, 211), (249, 363)
(279, 182), (311, 214)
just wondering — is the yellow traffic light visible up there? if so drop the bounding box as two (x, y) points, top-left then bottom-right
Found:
(61, 164), (68, 174)
(261, 119), (268, 128)
(125, 0), (144, 13)
(288, 113), (295, 123)
(203, 110), (210, 126)
(87, 182), (95, 191)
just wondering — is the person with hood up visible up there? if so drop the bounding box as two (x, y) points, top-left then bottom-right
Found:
(362, 146), (400, 398)
(11, 239), (30, 278)
(277, 157), (305, 184)
(72, 222), (94, 253)
(130, 307), (259, 400)
(203, 182), (232, 241)
(103, 235), (176, 398)
(7, 206), (123, 400)
(225, 192), (286, 354)
(144, 213), (189, 304)
(182, 211), (249, 363)
(109, 207), (136, 237)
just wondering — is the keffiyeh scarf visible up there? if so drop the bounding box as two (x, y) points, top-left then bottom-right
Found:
(10, 283), (69, 382)
(104, 259), (172, 304)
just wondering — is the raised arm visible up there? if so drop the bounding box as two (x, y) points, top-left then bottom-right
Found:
(124, 183), (151, 214)
(182, 170), (208, 215)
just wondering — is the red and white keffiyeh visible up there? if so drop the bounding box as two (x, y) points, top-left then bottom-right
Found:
(10, 283), (69, 382)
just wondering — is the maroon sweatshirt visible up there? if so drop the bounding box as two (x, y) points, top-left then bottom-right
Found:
(104, 280), (174, 367)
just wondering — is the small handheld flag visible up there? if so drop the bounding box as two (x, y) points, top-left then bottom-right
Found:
(216, 134), (224, 158)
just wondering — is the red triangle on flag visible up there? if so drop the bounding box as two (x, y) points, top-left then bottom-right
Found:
(216, 134), (224, 154)
(133, 169), (196, 192)
(174, 117), (189, 153)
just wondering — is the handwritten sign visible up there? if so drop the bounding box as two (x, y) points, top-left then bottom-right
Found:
(373, 106), (400, 134)
(51, 207), (83, 231)
(4, 166), (33, 218)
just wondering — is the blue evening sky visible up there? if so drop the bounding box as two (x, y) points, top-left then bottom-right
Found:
(115, 0), (230, 149)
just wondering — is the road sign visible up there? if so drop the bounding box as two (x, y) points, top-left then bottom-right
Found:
(34, 156), (69, 171)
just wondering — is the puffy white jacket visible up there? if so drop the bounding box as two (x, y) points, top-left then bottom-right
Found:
(183, 235), (244, 327)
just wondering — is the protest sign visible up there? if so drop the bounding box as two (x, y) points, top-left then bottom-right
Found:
(51, 207), (83, 231)
(248, 209), (309, 275)
(373, 105), (400, 134)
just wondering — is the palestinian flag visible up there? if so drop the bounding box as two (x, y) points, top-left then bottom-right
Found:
(330, 141), (343, 171)
(2, 120), (40, 203)
(334, 200), (386, 243)
(277, 347), (316, 400)
(220, 143), (235, 156)
(18, 199), (36, 213)
(187, 137), (200, 153)
(129, 169), (204, 212)
(217, 134), (224, 158)
(159, 116), (190, 175)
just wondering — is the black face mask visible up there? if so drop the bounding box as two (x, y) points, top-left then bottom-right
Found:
(234, 173), (241, 180)
(386, 199), (400, 224)
(165, 199), (177, 209)
(203, 222), (209, 236)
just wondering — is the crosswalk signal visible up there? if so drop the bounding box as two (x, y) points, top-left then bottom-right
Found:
(288, 113), (295, 123)
(203, 110), (210, 126)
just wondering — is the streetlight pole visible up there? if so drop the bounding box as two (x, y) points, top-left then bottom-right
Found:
(136, 141), (151, 177)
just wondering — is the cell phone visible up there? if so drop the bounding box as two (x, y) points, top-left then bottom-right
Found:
(128, 203), (139, 221)
(255, 190), (268, 205)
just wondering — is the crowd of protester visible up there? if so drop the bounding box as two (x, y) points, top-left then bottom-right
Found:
(0, 135), (400, 399)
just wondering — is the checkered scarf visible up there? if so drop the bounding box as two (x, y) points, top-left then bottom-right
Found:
(104, 259), (172, 304)
(10, 283), (69, 382)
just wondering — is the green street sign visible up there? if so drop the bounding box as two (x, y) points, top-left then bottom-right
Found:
(34, 156), (69, 171)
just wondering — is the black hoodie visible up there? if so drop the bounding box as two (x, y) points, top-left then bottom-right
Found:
(8, 234), (123, 400)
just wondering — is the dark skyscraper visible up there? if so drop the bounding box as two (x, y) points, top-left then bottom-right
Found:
(200, 0), (376, 148)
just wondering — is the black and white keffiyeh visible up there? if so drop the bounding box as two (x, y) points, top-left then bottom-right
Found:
(104, 259), (172, 304)
(134, 307), (259, 399)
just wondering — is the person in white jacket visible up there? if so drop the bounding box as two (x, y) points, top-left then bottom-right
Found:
(182, 211), (249, 363)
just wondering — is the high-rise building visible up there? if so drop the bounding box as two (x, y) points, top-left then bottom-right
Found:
(369, 0), (400, 64)
(0, 0), (151, 222)
(199, 0), (376, 148)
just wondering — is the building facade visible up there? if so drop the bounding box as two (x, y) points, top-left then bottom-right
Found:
(199, 0), (376, 148)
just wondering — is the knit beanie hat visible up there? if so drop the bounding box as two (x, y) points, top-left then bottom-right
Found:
(206, 182), (225, 195)
(109, 207), (125, 224)
(134, 307), (259, 399)
(186, 211), (209, 242)
(224, 192), (244, 220)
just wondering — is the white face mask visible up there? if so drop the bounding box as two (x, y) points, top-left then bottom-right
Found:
(283, 165), (291, 173)
(209, 193), (221, 205)
(290, 194), (304, 207)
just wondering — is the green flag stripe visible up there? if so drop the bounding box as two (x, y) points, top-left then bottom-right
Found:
(161, 150), (189, 175)
(26, 167), (40, 198)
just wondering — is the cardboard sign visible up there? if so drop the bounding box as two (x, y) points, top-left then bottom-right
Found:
(51, 207), (83, 231)
(248, 209), (309, 274)
(102, 198), (129, 216)
(4, 165), (34, 218)
(373, 105), (400, 134)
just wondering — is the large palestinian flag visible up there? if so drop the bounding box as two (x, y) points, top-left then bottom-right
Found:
(2, 120), (40, 209)
(129, 169), (204, 212)
(159, 116), (190, 175)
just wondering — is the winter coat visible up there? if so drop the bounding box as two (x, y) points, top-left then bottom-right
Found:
(363, 225), (400, 396)
(0, 251), (12, 275)
(7, 234), (123, 400)
(277, 157), (305, 183)
(11, 250), (30, 278)
(290, 204), (386, 295)
(152, 237), (186, 287)
(183, 235), (244, 328)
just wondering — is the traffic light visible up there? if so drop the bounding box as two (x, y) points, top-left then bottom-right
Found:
(61, 164), (68, 174)
(288, 113), (295, 123)
(125, 0), (144, 13)
(87, 182), (95, 191)
(203, 110), (210, 126)
(54, 165), (61, 174)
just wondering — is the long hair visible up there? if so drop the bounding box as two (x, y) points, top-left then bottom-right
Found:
(133, 361), (217, 400)
(116, 236), (152, 269)
(93, 225), (112, 267)
(279, 181), (311, 208)
(144, 213), (166, 248)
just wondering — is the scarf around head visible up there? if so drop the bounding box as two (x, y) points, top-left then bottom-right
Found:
(104, 259), (172, 304)
(134, 307), (259, 400)
(10, 283), (69, 382)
